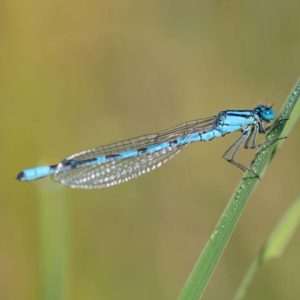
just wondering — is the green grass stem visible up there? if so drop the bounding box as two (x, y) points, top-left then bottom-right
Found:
(38, 182), (70, 300)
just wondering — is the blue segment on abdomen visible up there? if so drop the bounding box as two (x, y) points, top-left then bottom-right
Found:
(119, 149), (138, 158)
(20, 165), (54, 181)
(176, 133), (199, 145)
(200, 129), (222, 141)
(94, 150), (139, 166)
(176, 130), (222, 145)
(146, 142), (170, 153)
(96, 156), (107, 163)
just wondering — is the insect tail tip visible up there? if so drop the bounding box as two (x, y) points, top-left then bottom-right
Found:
(16, 171), (25, 181)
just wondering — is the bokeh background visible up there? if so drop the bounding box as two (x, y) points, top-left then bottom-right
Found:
(1, 1), (300, 299)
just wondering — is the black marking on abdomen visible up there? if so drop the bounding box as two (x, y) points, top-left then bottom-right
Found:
(137, 147), (147, 154)
(62, 159), (78, 167)
(16, 171), (24, 180)
(62, 158), (98, 168)
(169, 140), (178, 146)
(198, 132), (204, 141)
(106, 153), (120, 159)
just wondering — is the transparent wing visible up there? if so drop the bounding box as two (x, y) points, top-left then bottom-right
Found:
(52, 116), (217, 189)
(59, 116), (217, 160)
(53, 146), (182, 189)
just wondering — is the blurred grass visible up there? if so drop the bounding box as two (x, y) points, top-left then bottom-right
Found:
(233, 195), (300, 300)
(178, 78), (300, 300)
(38, 182), (70, 300)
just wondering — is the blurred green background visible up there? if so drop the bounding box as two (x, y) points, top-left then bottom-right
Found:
(1, 1), (300, 299)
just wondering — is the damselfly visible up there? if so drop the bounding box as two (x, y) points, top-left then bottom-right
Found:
(17, 105), (275, 189)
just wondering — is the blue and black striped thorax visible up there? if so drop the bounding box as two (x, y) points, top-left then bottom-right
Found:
(216, 105), (275, 134)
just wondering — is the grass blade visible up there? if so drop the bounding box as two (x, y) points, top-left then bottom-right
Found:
(178, 78), (300, 300)
(38, 182), (70, 300)
(233, 195), (300, 300)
